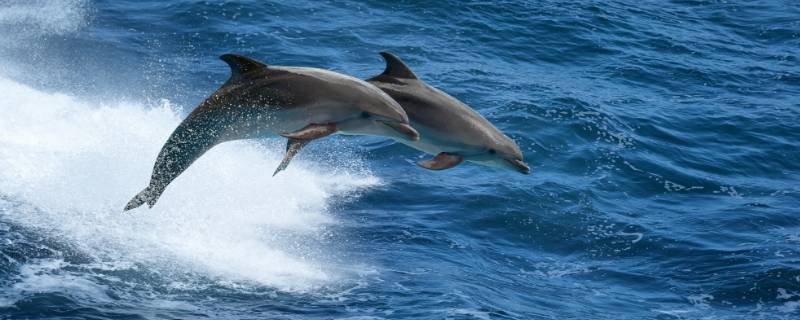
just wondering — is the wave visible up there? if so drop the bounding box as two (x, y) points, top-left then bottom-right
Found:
(0, 75), (379, 293)
(0, 0), (88, 40)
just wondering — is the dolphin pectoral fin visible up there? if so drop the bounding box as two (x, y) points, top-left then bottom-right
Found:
(280, 123), (337, 140)
(274, 123), (337, 176)
(273, 138), (310, 176)
(417, 152), (464, 171)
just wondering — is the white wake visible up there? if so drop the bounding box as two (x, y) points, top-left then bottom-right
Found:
(0, 75), (378, 292)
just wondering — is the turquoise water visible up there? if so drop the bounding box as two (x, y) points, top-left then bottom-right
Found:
(0, 1), (798, 319)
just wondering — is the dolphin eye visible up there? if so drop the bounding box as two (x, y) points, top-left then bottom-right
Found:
(488, 149), (496, 155)
(361, 111), (370, 119)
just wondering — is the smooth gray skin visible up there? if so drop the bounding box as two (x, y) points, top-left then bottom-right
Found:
(366, 52), (530, 174)
(124, 54), (418, 211)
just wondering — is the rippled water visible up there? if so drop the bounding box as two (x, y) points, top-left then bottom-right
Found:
(0, 0), (798, 319)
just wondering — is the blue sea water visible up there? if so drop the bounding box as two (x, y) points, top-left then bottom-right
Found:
(0, 0), (799, 318)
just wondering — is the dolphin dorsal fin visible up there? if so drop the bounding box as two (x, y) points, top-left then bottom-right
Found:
(220, 54), (268, 77)
(379, 52), (418, 79)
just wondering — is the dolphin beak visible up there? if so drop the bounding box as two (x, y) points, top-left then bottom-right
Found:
(380, 121), (420, 141)
(506, 159), (530, 174)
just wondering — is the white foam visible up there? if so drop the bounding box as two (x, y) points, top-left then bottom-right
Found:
(0, 259), (112, 307)
(0, 0), (87, 40)
(0, 76), (379, 292)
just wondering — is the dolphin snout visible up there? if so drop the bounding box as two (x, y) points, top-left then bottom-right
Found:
(506, 159), (530, 175)
(380, 121), (420, 141)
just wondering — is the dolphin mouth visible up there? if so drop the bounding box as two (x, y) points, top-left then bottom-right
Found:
(380, 121), (420, 141)
(506, 159), (530, 174)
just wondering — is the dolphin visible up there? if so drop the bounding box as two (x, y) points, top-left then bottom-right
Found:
(366, 52), (530, 174)
(124, 54), (419, 211)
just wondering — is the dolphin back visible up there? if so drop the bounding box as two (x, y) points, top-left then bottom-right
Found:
(220, 53), (268, 79)
(375, 52), (418, 80)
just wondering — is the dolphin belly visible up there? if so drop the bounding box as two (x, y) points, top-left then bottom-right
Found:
(394, 122), (454, 155)
(221, 108), (306, 140)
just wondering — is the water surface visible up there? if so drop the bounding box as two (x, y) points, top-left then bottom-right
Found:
(1, 0), (799, 319)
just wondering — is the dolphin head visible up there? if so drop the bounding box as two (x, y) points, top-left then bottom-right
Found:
(337, 87), (420, 141)
(469, 135), (530, 175)
(364, 102), (420, 141)
(336, 111), (419, 141)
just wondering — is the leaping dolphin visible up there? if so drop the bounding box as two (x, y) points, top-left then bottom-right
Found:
(366, 52), (530, 174)
(124, 54), (419, 211)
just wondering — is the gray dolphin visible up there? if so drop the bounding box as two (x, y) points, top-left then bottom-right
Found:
(366, 52), (530, 174)
(124, 54), (419, 211)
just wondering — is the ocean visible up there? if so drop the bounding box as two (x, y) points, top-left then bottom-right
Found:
(0, 0), (798, 319)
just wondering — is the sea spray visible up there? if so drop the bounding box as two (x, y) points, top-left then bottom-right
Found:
(0, 76), (379, 292)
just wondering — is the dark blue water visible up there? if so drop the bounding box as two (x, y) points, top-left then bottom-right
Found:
(1, 0), (799, 319)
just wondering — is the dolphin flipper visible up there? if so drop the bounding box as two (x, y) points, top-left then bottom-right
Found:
(273, 138), (310, 176)
(272, 123), (337, 175)
(280, 123), (337, 140)
(417, 152), (464, 171)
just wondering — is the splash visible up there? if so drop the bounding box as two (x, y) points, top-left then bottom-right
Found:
(0, 0), (88, 41)
(0, 76), (379, 292)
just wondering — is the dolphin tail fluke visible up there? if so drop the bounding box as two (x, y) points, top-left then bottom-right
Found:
(124, 186), (162, 211)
